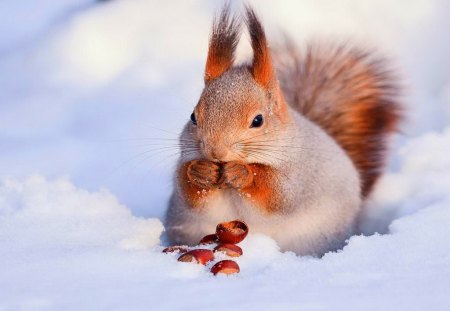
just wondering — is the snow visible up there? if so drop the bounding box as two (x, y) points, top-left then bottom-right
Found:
(1, 132), (450, 309)
(0, 0), (449, 310)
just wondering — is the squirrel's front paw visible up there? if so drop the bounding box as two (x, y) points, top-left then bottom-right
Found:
(186, 160), (221, 189)
(218, 162), (254, 189)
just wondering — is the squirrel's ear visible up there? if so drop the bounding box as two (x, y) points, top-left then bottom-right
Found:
(204, 4), (241, 83)
(246, 6), (273, 89)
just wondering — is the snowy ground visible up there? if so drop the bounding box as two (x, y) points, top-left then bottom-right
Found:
(0, 1), (449, 310)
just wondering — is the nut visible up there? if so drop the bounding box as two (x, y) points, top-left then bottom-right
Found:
(177, 249), (214, 265)
(162, 246), (188, 254)
(213, 243), (243, 257)
(216, 220), (249, 244)
(199, 234), (219, 245)
(211, 260), (240, 275)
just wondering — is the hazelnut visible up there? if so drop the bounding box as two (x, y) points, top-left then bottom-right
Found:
(199, 234), (219, 245)
(213, 243), (243, 257)
(177, 249), (214, 265)
(162, 246), (188, 254)
(216, 220), (249, 244)
(211, 260), (240, 275)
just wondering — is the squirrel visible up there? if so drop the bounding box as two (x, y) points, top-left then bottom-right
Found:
(164, 4), (402, 256)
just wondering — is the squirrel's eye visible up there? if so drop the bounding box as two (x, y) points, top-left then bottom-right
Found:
(250, 114), (264, 128)
(190, 112), (197, 125)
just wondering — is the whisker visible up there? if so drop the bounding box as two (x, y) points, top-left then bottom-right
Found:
(244, 151), (273, 165)
(138, 151), (183, 183)
(130, 143), (199, 149)
(232, 121), (325, 146)
(244, 148), (282, 164)
(233, 127), (299, 145)
(244, 148), (290, 164)
(106, 138), (198, 146)
(241, 143), (316, 151)
(127, 148), (185, 174)
(143, 125), (183, 136)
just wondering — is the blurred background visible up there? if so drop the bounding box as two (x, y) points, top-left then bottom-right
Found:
(0, 0), (449, 218)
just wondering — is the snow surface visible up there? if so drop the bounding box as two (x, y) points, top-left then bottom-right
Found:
(1, 131), (450, 310)
(0, 0), (449, 310)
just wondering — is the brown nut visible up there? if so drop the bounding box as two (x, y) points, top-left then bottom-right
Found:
(162, 246), (188, 254)
(199, 234), (219, 245)
(177, 249), (214, 265)
(213, 243), (243, 257)
(211, 260), (240, 275)
(216, 220), (249, 244)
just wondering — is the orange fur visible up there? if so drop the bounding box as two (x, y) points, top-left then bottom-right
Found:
(180, 160), (279, 214)
(246, 6), (273, 88)
(178, 160), (219, 207)
(218, 162), (254, 190)
(275, 42), (402, 197)
(204, 4), (241, 83)
(240, 164), (282, 214)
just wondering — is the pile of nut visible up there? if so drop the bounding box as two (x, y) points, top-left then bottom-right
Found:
(162, 220), (248, 275)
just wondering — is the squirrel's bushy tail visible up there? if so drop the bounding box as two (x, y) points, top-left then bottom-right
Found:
(274, 42), (402, 197)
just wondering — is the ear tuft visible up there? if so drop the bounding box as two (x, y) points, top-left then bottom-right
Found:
(246, 6), (273, 88)
(205, 3), (241, 83)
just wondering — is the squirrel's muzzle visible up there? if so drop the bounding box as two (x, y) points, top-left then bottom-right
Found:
(202, 141), (231, 162)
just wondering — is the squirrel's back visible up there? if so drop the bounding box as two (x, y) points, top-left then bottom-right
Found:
(275, 42), (402, 197)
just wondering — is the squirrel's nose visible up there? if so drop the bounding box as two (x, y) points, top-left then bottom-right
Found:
(203, 142), (229, 161)
(210, 148), (228, 161)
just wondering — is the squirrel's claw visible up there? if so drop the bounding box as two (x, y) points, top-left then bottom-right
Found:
(186, 160), (221, 189)
(218, 162), (253, 189)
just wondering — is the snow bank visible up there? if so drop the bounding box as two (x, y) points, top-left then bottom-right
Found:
(361, 127), (450, 234)
(0, 175), (164, 254)
(1, 129), (450, 310)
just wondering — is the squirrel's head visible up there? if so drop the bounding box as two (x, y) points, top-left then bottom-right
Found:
(188, 5), (292, 165)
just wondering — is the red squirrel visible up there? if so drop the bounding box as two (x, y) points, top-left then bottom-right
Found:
(164, 5), (402, 256)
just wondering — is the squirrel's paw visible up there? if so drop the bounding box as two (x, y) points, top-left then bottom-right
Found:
(218, 162), (254, 189)
(186, 159), (221, 189)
